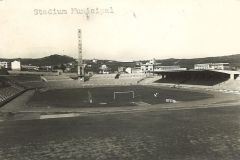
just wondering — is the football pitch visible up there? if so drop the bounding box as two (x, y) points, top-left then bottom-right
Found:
(27, 86), (213, 108)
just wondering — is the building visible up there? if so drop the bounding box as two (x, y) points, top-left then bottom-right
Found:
(21, 65), (39, 71)
(194, 63), (230, 70)
(99, 64), (110, 74)
(11, 60), (21, 70)
(92, 59), (98, 63)
(125, 67), (132, 74)
(118, 67), (124, 73)
(0, 61), (8, 69)
(40, 66), (52, 71)
(140, 59), (186, 73)
(140, 59), (159, 73)
(154, 65), (187, 71)
(141, 64), (154, 72)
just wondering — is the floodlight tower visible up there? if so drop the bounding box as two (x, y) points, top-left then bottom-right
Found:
(77, 29), (84, 80)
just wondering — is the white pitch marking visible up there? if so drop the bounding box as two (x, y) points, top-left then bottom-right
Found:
(40, 113), (81, 119)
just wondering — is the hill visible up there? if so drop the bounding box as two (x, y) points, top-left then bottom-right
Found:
(1, 54), (240, 70)
(0, 54), (76, 66)
(155, 54), (240, 69)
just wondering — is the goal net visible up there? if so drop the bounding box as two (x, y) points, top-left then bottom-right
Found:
(113, 91), (135, 101)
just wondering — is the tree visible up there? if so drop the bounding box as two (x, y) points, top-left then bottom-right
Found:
(60, 64), (66, 72)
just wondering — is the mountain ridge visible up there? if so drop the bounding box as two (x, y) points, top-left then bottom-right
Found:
(1, 54), (240, 69)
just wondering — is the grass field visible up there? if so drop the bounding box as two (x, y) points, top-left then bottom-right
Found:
(27, 86), (213, 108)
(0, 105), (239, 160)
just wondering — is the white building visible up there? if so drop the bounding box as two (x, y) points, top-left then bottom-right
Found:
(140, 59), (186, 73)
(11, 60), (21, 70)
(21, 65), (39, 71)
(141, 64), (154, 72)
(154, 65), (187, 71)
(140, 59), (158, 73)
(92, 59), (98, 63)
(125, 67), (132, 74)
(99, 64), (110, 74)
(0, 61), (8, 69)
(194, 63), (230, 70)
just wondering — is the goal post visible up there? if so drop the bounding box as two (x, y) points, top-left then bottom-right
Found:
(113, 91), (135, 100)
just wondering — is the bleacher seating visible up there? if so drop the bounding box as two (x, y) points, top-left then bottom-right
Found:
(85, 73), (145, 85)
(42, 75), (72, 81)
(0, 80), (25, 104)
(5, 75), (45, 89)
(215, 80), (240, 91)
(155, 71), (230, 86)
(0, 75), (47, 105)
(46, 73), (146, 89)
(0, 77), (11, 89)
(6, 75), (41, 82)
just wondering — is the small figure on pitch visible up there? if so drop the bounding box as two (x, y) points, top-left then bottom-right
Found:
(154, 92), (159, 98)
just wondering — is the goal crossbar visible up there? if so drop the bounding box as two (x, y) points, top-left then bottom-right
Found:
(113, 91), (135, 100)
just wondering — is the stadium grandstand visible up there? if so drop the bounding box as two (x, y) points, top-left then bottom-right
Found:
(45, 73), (146, 89)
(8, 69), (238, 91)
(41, 75), (73, 81)
(1, 68), (240, 108)
(154, 70), (240, 86)
(0, 74), (47, 106)
(0, 77), (25, 106)
(0, 77), (11, 88)
(5, 75), (46, 89)
(88, 73), (145, 85)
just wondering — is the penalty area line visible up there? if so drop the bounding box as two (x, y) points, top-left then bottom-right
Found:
(40, 113), (81, 119)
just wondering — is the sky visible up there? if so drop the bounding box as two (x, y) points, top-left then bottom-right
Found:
(1, 0), (240, 61)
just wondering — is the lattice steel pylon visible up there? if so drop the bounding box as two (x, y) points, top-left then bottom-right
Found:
(77, 29), (84, 79)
